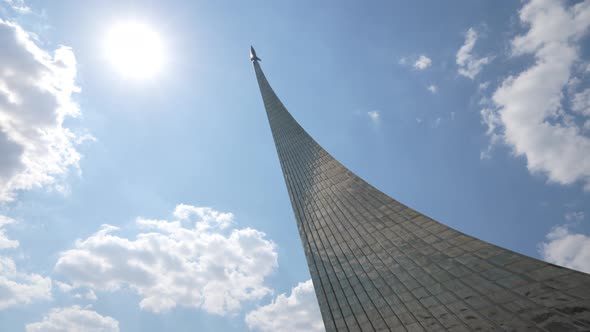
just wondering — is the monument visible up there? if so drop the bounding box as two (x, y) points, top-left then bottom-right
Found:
(251, 47), (590, 331)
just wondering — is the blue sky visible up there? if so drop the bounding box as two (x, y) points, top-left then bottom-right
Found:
(0, 0), (589, 331)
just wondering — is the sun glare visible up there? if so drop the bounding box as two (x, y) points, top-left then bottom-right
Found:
(104, 22), (164, 80)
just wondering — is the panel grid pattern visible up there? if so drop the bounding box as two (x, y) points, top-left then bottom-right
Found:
(253, 61), (590, 332)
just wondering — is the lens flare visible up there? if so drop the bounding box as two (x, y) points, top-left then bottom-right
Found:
(104, 21), (164, 80)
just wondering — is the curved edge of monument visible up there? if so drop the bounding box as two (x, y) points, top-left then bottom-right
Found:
(251, 54), (590, 332)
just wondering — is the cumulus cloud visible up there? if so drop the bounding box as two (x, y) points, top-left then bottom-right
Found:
(55, 205), (278, 315)
(26, 306), (119, 332)
(367, 111), (380, 122)
(481, 0), (590, 189)
(413, 55), (432, 70)
(0, 19), (83, 202)
(245, 280), (324, 332)
(0, 256), (52, 310)
(0, 215), (52, 310)
(539, 223), (590, 274)
(564, 211), (585, 222)
(456, 27), (493, 79)
(427, 84), (438, 94)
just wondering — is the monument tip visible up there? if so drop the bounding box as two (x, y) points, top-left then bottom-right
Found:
(250, 46), (261, 62)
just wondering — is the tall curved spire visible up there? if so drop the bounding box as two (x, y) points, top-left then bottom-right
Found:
(253, 54), (590, 332)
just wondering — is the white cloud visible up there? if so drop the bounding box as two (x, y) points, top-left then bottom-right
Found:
(26, 306), (119, 332)
(427, 84), (438, 94)
(55, 205), (278, 315)
(0, 215), (19, 249)
(0, 256), (52, 310)
(456, 27), (493, 79)
(539, 223), (590, 274)
(413, 55), (432, 70)
(480, 108), (502, 143)
(478, 81), (490, 91)
(245, 280), (324, 332)
(367, 111), (380, 122)
(0, 19), (83, 202)
(481, 0), (590, 189)
(564, 211), (585, 222)
(0, 215), (52, 310)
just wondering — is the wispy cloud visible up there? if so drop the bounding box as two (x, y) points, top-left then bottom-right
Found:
(367, 110), (381, 122)
(413, 55), (432, 70)
(456, 27), (493, 79)
(565, 211), (585, 222)
(478, 81), (490, 91)
(427, 84), (438, 94)
(432, 117), (441, 128)
(572, 87), (590, 116)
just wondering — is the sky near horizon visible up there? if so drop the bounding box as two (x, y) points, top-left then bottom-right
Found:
(0, 0), (589, 331)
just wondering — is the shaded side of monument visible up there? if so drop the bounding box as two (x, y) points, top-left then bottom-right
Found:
(251, 54), (590, 331)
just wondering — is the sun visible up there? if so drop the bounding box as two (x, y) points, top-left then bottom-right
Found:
(104, 21), (164, 80)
